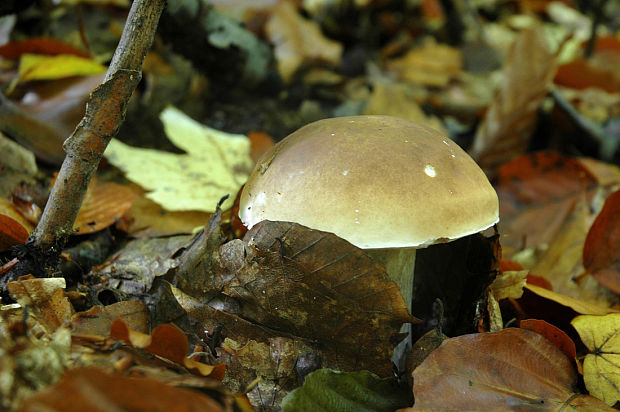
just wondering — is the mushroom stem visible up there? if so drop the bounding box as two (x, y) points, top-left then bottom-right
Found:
(365, 247), (416, 310)
(365, 247), (417, 370)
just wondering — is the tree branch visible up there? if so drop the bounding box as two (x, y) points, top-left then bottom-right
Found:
(18, 0), (166, 278)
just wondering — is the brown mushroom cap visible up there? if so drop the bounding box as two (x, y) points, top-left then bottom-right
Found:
(239, 115), (498, 249)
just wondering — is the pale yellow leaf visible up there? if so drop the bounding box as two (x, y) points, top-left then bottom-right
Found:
(572, 314), (620, 406)
(104, 106), (252, 212)
(489, 269), (528, 301)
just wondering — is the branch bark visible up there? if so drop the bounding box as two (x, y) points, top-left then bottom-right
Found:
(17, 0), (166, 277)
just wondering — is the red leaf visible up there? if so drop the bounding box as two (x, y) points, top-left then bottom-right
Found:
(0, 37), (90, 59)
(583, 189), (620, 293)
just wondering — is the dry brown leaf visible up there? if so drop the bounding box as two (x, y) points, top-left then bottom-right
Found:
(207, 220), (416, 377)
(470, 27), (558, 177)
(71, 300), (149, 337)
(410, 328), (611, 411)
(19, 367), (226, 412)
(531, 190), (614, 305)
(496, 152), (597, 255)
(583, 189), (620, 294)
(74, 177), (136, 234)
(169, 282), (309, 408)
(265, 1), (342, 82)
(7, 276), (72, 333)
(520, 319), (576, 361)
(386, 40), (461, 87)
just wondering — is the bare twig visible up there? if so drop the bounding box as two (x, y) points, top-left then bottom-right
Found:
(24, 0), (166, 273)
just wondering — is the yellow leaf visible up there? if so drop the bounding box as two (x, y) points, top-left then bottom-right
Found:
(103, 106), (252, 212)
(572, 314), (620, 406)
(525, 284), (617, 315)
(489, 269), (528, 301)
(18, 54), (106, 82)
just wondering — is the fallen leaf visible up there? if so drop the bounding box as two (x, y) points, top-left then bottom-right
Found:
(125, 184), (210, 237)
(524, 283), (616, 316)
(520, 318), (576, 361)
(104, 106), (252, 212)
(14, 74), (105, 165)
(110, 319), (226, 380)
(7, 277), (72, 333)
(71, 300), (149, 337)
(93, 235), (191, 298)
(410, 328), (611, 411)
(579, 157), (620, 187)
(386, 40), (461, 87)
(247, 131), (275, 164)
(572, 314), (620, 406)
(281, 369), (411, 412)
(18, 54), (106, 83)
(555, 58), (620, 94)
(470, 27), (558, 177)
(73, 178), (136, 234)
(554, 36), (620, 94)
(489, 269), (528, 300)
(363, 82), (447, 134)
(234, 221), (416, 376)
(583, 189), (620, 294)
(0, 214), (29, 250)
(265, 0), (343, 82)
(0, 132), (37, 175)
(19, 367), (225, 412)
(496, 152), (597, 255)
(0, 198), (35, 235)
(0, 37), (90, 59)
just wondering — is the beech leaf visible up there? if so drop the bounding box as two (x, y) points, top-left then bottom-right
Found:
(572, 314), (620, 406)
(104, 106), (252, 212)
(410, 328), (611, 411)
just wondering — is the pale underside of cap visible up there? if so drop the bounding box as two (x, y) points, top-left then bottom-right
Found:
(239, 115), (499, 249)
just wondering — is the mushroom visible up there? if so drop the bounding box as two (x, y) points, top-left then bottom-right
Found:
(239, 115), (498, 359)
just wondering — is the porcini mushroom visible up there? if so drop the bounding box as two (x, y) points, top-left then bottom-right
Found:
(239, 115), (498, 356)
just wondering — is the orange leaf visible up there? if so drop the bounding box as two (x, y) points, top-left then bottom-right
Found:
(555, 58), (620, 94)
(248, 131), (275, 164)
(583, 189), (620, 293)
(110, 319), (225, 380)
(0, 214), (29, 250)
(0, 37), (90, 59)
(520, 318), (576, 360)
(74, 178), (136, 234)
